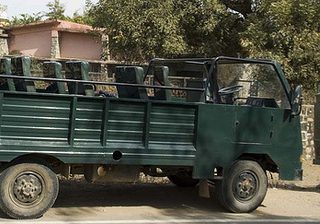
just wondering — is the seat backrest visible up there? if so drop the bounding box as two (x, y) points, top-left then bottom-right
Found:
(186, 79), (205, 102)
(65, 61), (94, 96)
(153, 66), (171, 101)
(245, 97), (279, 108)
(0, 58), (16, 91)
(43, 61), (67, 94)
(115, 66), (148, 99)
(11, 56), (36, 92)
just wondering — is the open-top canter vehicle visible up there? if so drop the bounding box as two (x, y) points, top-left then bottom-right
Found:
(0, 56), (302, 219)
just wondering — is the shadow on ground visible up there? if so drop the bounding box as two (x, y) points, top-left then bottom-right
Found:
(50, 179), (316, 221)
(54, 179), (222, 210)
(0, 179), (318, 222)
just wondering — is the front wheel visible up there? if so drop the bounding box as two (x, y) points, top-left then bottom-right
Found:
(0, 163), (59, 219)
(216, 160), (267, 213)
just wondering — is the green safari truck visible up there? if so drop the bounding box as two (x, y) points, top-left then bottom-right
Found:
(0, 56), (303, 219)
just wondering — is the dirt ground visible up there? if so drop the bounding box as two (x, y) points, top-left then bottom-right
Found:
(1, 178), (318, 223)
(0, 161), (318, 223)
(269, 160), (320, 190)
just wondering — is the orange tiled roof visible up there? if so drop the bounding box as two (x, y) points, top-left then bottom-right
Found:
(8, 19), (98, 34)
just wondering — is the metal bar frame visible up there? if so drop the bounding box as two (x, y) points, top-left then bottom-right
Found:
(0, 74), (205, 92)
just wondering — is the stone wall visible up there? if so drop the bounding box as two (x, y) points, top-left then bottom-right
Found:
(301, 105), (314, 160)
(0, 27), (8, 56)
(50, 36), (60, 58)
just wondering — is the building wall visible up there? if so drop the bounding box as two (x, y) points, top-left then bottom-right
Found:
(59, 32), (102, 60)
(9, 29), (52, 57)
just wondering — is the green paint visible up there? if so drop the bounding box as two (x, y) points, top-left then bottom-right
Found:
(0, 57), (303, 181)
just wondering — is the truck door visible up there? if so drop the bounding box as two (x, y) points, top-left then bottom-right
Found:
(216, 61), (291, 145)
(234, 106), (273, 145)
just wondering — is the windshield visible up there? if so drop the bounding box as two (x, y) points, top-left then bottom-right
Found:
(216, 62), (290, 109)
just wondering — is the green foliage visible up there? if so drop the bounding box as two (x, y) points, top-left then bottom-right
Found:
(221, 0), (253, 17)
(89, 0), (185, 62)
(177, 0), (245, 57)
(88, 0), (244, 62)
(68, 0), (94, 25)
(9, 0), (93, 26)
(0, 4), (7, 16)
(9, 13), (43, 26)
(46, 0), (66, 20)
(241, 0), (320, 93)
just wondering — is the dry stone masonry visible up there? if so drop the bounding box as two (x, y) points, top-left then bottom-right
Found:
(0, 27), (8, 56)
(301, 105), (314, 160)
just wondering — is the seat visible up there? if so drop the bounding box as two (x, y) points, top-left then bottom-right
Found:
(153, 66), (171, 101)
(245, 97), (278, 108)
(65, 61), (94, 96)
(186, 79), (206, 102)
(43, 61), (67, 94)
(11, 56), (36, 92)
(0, 58), (16, 91)
(115, 66), (148, 99)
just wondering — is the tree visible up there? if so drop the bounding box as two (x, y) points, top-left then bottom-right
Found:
(221, 0), (254, 17)
(0, 4), (7, 18)
(89, 0), (186, 62)
(241, 0), (320, 94)
(46, 0), (66, 20)
(88, 0), (244, 62)
(69, 0), (94, 25)
(10, 12), (43, 26)
(176, 0), (245, 57)
(8, 0), (93, 26)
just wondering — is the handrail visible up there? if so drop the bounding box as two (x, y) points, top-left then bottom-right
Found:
(0, 74), (205, 92)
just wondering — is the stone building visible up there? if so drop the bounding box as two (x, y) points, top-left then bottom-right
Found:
(7, 19), (104, 61)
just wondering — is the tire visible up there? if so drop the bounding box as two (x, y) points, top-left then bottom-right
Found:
(216, 160), (267, 213)
(0, 163), (59, 219)
(168, 171), (199, 187)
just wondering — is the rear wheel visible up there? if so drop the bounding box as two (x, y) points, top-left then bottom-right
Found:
(0, 163), (59, 219)
(216, 160), (267, 213)
(168, 171), (199, 187)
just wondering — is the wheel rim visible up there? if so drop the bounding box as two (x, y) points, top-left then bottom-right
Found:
(233, 171), (258, 202)
(10, 172), (44, 207)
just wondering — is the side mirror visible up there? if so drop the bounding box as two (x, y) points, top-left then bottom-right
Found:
(291, 85), (302, 116)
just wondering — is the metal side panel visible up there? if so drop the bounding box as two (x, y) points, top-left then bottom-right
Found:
(1, 94), (70, 145)
(74, 98), (103, 146)
(0, 93), (198, 166)
(106, 101), (145, 147)
(105, 100), (197, 166)
(194, 103), (302, 180)
(148, 104), (196, 152)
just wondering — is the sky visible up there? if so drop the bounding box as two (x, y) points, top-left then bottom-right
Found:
(0, 0), (99, 19)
